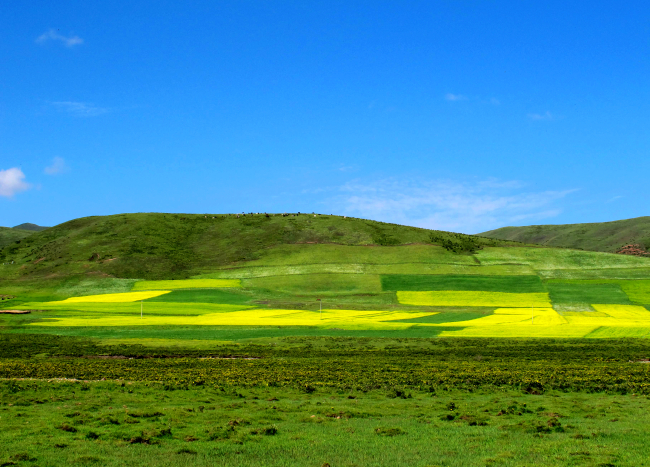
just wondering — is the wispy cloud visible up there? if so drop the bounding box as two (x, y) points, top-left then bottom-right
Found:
(50, 101), (108, 117)
(0, 168), (31, 198)
(528, 111), (554, 121)
(445, 93), (468, 102)
(36, 29), (84, 47)
(445, 94), (501, 105)
(44, 157), (69, 175)
(323, 177), (576, 234)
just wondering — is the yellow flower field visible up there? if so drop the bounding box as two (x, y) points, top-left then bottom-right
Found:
(53, 291), (171, 303)
(438, 307), (567, 327)
(396, 291), (552, 307)
(31, 308), (435, 329)
(132, 279), (241, 290)
(23, 291), (650, 338)
(563, 305), (650, 327)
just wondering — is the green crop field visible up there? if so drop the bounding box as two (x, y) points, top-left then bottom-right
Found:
(2, 213), (650, 465)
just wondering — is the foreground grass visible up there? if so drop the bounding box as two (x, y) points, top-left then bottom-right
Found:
(1, 382), (647, 466)
(2, 336), (650, 465)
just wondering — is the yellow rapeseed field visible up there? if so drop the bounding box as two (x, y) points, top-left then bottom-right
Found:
(25, 294), (650, 339)
(31, 308), (435, 329)
(563, 304), (650, 327)
(396, 291), (552, 307)
(53, 291), (171, 303)
(132, 279), (241, 290)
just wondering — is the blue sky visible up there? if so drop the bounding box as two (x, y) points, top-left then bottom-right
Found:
(1, 1), (648, 233)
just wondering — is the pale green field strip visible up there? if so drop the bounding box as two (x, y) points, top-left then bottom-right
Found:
(476, 247), (650, 270)
(195, 263), (536, 279)
(132, 279), (241, 290)
(243, 273), (383, 293)
(236, 244), (479, 266)
(96, 338), (237, 348)
(584, 327), (650, 338)
(607, 281), (650, 305)
(396, 291), (553, 307)
(538, 267), (650, 280)
(54, 278), (139, 297)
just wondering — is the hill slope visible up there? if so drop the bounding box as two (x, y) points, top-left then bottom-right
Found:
(0, 227), (36, 250)
(0, 212), (517, 280)
(480, 216), (650, 254)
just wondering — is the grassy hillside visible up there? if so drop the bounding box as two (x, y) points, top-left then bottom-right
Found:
(0, 227), (35, 250)
(480, 216), (650, 254)
(0, 212), (516, 281)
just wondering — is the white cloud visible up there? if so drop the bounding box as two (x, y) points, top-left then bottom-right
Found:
(50, 101), (107, 117)
(0, 168), (31, 198)
(528, 111), (554, 121)
(36, 29), (83, 47)
(323, 177), (576, 234)
(445, 93), (468, 101)
(44, 157), (69, 175)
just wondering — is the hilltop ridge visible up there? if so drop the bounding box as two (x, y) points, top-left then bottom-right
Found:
(12, 223), (49, 232)
(480, 216), (650, 255)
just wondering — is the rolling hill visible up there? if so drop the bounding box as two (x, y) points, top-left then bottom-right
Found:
(480, 216), (650, 254)
(0, 212), (516, 281)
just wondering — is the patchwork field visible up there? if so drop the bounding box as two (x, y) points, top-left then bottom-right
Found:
(3, 214), (650, 465)
(8, 257), (650, 338)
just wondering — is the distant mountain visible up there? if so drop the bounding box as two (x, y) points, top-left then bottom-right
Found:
(480, 216), (650, 255)
(12, 223), (48, 232)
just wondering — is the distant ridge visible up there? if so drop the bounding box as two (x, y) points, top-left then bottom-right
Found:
(480, 216), (650, 255)
(12, 223), (48, 232)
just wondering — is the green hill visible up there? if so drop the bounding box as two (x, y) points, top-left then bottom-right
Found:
(0, 212), (515, 281)
(12, 223), (49, 232)
(480, 216), (650, 254)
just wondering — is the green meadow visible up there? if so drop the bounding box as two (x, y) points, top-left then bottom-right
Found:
(2, 213), (650, 465)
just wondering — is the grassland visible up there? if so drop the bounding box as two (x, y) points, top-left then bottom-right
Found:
(1, 381), (649, 467)
(2, 336), (650, 466)
(2, 213), (650, 465)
